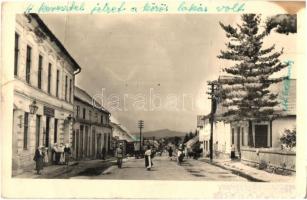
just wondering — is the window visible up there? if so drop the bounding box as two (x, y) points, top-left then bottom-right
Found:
(83, 108), (86, 119)
(56, 70), (59, 97)
(26, 45), (32, 84)
(14, 32), (19, 76)
(76, 106), (80, 117)
(95, 113), (98, 122)
(101, 115), (103, 125)
(38, 55), (43, 89)
(69, 79), (72, 102)
(23, 112), (29, 149)
(54, 119), (58, 143)
(89, 111), (92, 121)
(65, 75), (68, 101)
(47, 63), (52, 94)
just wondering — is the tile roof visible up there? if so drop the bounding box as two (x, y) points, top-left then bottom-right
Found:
(74, 86), (110, 114)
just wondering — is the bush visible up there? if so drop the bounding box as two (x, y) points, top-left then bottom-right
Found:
(280, 128), (296, 150)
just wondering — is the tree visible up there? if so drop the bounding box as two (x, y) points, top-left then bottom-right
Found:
(265, 14), (297, 35)
(217, 14), (289, 146)
(280, 128), (296, 150)
(188, 131), (194, 140)
(183, 134), (189, 143)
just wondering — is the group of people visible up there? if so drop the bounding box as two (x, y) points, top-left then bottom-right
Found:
(115, 144), (155, 170)
(33, 143), (72, 175)
(52, 143), (72, 165)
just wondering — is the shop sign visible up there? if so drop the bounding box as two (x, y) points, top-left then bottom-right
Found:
(43, 106), (55, 117)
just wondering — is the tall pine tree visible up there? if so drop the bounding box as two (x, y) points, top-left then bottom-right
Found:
(217, 14), (288, 146)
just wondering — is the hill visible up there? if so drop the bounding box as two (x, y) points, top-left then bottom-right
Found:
(133, 129), (186, 139)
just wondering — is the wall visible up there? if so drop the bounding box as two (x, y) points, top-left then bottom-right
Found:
(241, 147), (296, 171)
(215, 121), (231, 155)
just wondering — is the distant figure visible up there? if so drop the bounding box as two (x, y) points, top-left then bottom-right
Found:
(102, 147), (106, 160)
(64, 144), (72, 165)
(168, 146), (173, 160)
(33, 146), (44, 175)
(231, 144), (235, 159)
(144, 146), (153, 170)
(177, 148), (184, 165)
(115, 144), (124, 168)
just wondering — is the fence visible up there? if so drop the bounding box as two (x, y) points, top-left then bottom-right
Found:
(240, 147), (296, 172)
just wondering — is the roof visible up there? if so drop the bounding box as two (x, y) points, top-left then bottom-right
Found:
(110, 122), (134, 142)
(28, 14), (81, 72)
(74, 86), (110, 114)
(214, 78), (296, 119)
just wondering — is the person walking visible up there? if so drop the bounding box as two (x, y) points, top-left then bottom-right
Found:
(177, 147), (184, 165)
(102, 147), (106, 160)
(64, 143), (72, 166)
(144, 146), (152, 170)
(33, 146), (44, 175)
(115, 144), (124, 168)
(168, 146), (173, 160)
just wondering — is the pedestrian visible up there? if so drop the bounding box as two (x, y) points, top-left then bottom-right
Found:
(168, 146), (173, 160)
(144, 146), (152, 170)
(64, 143), (71, 166)
(115, 144), (124, 168)
(33, 146), (44, 175)
(102, 147), (106, 160)
(177, 147), (184, 165)
(59, 143), (65, 165)
(230, 144), (235, 159)
(184, 147), (188, 160)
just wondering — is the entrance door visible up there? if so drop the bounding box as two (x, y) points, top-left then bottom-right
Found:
(92, 130), (96, 158)
(255, 125), (268, 148)
(35, 115), (41, 148)
(97, 134), (102, 157)
(236, 127), (241, 154)
(76, 130), (79, 160)
(45, 117), (50, 147)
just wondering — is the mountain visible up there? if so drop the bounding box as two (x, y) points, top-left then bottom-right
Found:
(133, 129), (186, 139)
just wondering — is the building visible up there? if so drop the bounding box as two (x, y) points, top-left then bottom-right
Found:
(238, 80), (296, 171)
(110, 121), (135, 155)
(73, 87), (112, 160)
(197, 115), (210, 157)
(12, 14), (81, 175)
(210, 78), (296, 171)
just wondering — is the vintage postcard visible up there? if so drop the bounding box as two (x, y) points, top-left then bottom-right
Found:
(1, 0), (306, 198)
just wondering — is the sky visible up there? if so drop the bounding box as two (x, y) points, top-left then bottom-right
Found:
(39, 13), (297, 133)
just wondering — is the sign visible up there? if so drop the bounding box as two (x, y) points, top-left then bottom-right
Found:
(43, 106), (55, 117)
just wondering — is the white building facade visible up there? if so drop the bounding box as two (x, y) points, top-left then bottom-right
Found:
(73, 87), (112, 160)
(12, 14), (81, 175)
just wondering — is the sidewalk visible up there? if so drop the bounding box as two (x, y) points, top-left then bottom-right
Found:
(199, 157), (295, 182)
(14, 157), (116, 179)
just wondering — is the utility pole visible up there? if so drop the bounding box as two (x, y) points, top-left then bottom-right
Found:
(207, 81), (218, 162)
(138, 120), (144, 154)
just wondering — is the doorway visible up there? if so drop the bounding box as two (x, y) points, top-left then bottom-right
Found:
(255, 125), (268, 148)
(45, 117), (50, 147)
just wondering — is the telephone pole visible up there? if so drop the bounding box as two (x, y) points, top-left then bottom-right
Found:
(138, 120), (144, 153)
(207, 81), (218, 162)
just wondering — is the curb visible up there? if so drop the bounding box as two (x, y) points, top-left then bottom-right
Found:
(202, 159), (266, 182)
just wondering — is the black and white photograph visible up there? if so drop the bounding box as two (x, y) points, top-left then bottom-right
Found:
(1, 0), (306, 198)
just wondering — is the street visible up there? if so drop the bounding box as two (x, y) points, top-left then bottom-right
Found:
(71, 155), (248, 181)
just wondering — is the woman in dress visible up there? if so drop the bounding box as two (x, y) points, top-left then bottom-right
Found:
(33, 146), (44, 175)
(64, 143), (72, 165)
(144, 146), (152, 170)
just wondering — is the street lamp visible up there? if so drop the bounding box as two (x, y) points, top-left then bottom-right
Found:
(29, 100), (38, 115)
